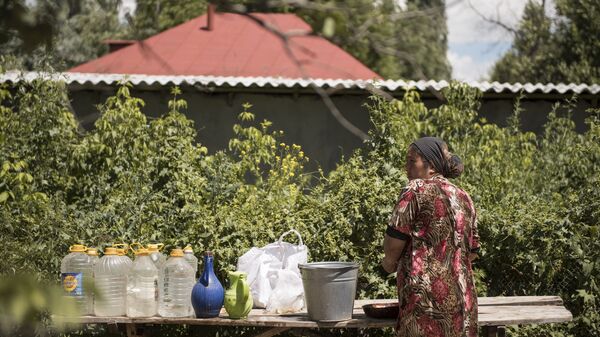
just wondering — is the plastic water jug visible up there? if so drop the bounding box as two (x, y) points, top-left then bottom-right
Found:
(114, 243), (133, 270)
(158, 248), (195, 317)
(127, 248), (158, 317)
(147, 243), (166, 270)
(86, 247), (100, 265)
(94, 247), (128, 316)
(60, 244), (93, 315)
(183, 245), (198, 277)
(86, 247), (100, 310)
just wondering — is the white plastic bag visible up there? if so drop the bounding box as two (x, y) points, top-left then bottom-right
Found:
(237, 229), (307, 313)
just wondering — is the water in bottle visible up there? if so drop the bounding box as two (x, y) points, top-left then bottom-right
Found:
(183, 245), (198, 278)
(94, 247), (128, 316)
(127, 248), (158, 317)
(158, 248), (195, 317)
(86, 247), (100, 265)
(61, 244), (93, 315)
(147, 243), (166, 270)
(86, 247), (100, 311)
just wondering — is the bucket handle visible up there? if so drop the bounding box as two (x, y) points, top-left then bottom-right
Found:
(278, 229), (303, 246)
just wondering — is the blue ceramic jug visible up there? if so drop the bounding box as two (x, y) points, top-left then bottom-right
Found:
(191, 251), (225, 318)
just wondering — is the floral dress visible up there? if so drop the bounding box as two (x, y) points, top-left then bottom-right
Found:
(387, 175), (480, 337)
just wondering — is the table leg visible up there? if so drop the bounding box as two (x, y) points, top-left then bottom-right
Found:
(126, 323), (151, 337)
(482, 326), (506, 337)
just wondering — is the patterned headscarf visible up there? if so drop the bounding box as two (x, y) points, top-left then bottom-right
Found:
(411, 137), (454, 177)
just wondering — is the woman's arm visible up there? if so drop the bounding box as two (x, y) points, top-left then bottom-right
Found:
(382, 234), (406, 273)
(383, 182), (419, 273)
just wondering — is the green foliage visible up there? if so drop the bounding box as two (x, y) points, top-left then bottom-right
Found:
(0, 274), (79, 336)
(492, 0), (600, 83)
(0, 74), (598, 337)
(129, 0), (209, 40)
(292, 0), (451, 79)
(0, 0), (127, 71)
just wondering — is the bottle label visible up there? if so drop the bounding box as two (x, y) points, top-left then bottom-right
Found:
(61, 272), (83, 296)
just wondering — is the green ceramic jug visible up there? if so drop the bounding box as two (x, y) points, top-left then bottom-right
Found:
(224, 271), (253, 319)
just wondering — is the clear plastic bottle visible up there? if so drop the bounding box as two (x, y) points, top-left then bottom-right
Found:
(86, 247), (100, 265)
(147, 243), (166, 270)
(114, 244), (133, 270)
(183, 245), (198, 278)
(61, 244), (93, 315)
(94, 247), (128, 316)
(127, 248), (158, 317)
(158, 248), (195, 317)
(86, 247), (100, 312)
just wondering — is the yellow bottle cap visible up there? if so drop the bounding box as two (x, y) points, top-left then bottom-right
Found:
(86, 248), (99, 256)
(170, 248), (184, 257)
(104, 247), (118, 255)
(135, 248), (150, 256)
(147, 243), (164, 252)
(69, 244), (87, 252)
(183, 245), (193, 253)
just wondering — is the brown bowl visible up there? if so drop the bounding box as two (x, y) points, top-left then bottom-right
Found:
(362, 302), (399, 319)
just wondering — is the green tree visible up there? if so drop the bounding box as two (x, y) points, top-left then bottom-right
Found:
(128, 0), (209, 39)
(0, 0), (126, 70)
(395, 0), (452, 80)
(291, 0), (452, 79)
(491, 0), (600, 83)
(53, 0), (126, 69)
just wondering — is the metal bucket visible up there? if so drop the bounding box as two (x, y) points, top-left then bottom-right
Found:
(298, 262), (359, 322)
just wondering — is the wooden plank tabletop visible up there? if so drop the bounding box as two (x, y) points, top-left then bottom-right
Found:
(355, 296), (564, 307)
(64, 296), (572, 329)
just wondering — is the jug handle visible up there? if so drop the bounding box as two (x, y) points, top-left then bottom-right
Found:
(239, 277), (250, 302)
(201, 272), (209, 286)
(130, 242), (143, 254)
(113, 243), (129, 250)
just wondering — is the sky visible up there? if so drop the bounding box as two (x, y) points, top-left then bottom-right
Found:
(118, 0), (546, 82)
(446, 0), (529, 81)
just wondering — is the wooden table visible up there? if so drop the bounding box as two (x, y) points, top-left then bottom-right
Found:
(69, 296), (572, 337)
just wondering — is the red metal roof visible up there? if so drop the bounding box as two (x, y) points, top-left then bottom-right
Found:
(69, 12), (381, 80)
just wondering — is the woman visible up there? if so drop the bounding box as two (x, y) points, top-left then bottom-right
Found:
(382, 137), (479, 337)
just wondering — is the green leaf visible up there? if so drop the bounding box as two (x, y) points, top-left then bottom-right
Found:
(322, 17), (335, 38)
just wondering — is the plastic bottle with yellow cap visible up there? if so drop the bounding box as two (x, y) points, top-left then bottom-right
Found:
(86, 247), (100, 265)
(147, 243), (166, 269)
(94, 247), (128, 316)
(158, 248), (195, 317)
(60, 244), (93, 315)
(127, 247), (158, 317)
(183, 245), (198, 278)
(86, 247), (100, 310)
(113, 243), (133, 271)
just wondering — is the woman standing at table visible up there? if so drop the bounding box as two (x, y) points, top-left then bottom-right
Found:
(382, 137), (480, 337)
